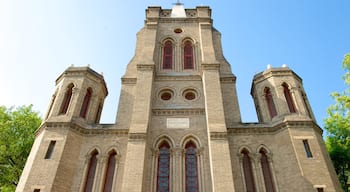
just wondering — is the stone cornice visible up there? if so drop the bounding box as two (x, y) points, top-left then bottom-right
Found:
(36, 121), (128, 137)
(210, 132), (228, 140)
(128, 133), (147, 141)
(201, 63), (220, 71)
(155, 75), (202, 81)
(152, 108), (205, 116)
(137, 63), (155, 71)
(121, 78), (137, 84)
(227, 119), (323, 135)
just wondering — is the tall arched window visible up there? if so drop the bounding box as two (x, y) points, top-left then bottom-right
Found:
(282, 83), (296, 113)
(59, 83), (74, 114)
(241, 149), (256, 192)
(183, 40), (194, 69)
(265, 87), (277, 118)
(163, 41), (173, 70)
(185, 141), (198, 192)
(102, 150), (117, 192)
(156, 141), (171, 192)
(80, 88), (92, 118)
(259, 148), (275, 192)
(83, 150), (98, 192)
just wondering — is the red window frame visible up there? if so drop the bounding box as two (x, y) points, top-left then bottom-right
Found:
(163, 41), (173, 70)
(260, 149), (275, 192)
(265, 88), (277, 118)
(102, 151), (117, 192)
(183, 41), (194, 69)
(59, 84), (74, 114)
(283, 83), (296, 113)
(80, 88), (92, 118)
(83, 150), (98, 192)
(242, 149), (256, 192)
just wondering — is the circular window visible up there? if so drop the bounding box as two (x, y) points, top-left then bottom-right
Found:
(161, 92), (172, 100)
(159, 89), (174, 101)
(183, 89), (197, 101)
(174, 28), (183, 34)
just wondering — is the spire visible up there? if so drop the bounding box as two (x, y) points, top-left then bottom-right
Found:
(171, 0), (186, 18)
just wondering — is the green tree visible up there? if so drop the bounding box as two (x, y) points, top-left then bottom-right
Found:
(0, 105), (42, 192)
(324, 53), (350, 191)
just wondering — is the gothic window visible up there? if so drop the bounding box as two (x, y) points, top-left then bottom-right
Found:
(302, 140), (313, 158)
(282, 83), (296, 113)
(102, 150), (117, 192)
(80, 88), (92, 118)
(163, 40), (173, 70)
(156, 141), (171, 192)
(44, 140), (56, 159)
(183, 40), (194, 69)
(185, 141), (199, 192)
(264, 87), (277, 119)
(259, 148), (275, 192)
(241, 149), (256, 192)
(83, 150), (98, 192)
(59, 83), (74, 114)
(94, 102), (103, 123)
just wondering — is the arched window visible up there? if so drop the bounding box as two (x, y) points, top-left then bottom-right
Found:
(265, 87), (277, 118)
(163, 41), (173, 70)
(83, 150), (98, 192)
(102, 150), (117, 192)
(80, 88), (92, 118)
(259, 148), (275, 192)
(282, 83), (296, 113)
(241, 149), (256, 192)
(185, 141), (198, 192)
(156, 141), (171, 192)
(183, 40), (194, 69)
(59, 83), (74, 114)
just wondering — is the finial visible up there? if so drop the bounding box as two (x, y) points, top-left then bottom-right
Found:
(174, 0), (183, 5)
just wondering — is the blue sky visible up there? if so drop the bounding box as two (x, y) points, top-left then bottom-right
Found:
(0, 1), (349, 128)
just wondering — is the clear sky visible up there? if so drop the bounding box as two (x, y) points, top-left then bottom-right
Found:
(0, 0), (349, 128)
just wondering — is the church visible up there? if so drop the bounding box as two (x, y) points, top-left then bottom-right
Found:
(17, 3), (341, 192)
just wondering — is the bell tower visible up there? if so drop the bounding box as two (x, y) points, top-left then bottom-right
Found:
(251, 65), (315, 123)
(45, 66), (108, 124)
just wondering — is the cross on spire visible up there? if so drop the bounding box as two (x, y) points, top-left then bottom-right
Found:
(174, 0), (183, 5)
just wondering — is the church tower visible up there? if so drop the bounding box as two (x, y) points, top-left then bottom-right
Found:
(17, 4), (341, 192)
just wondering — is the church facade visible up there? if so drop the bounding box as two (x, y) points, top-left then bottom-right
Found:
(17, 4), (341, 192)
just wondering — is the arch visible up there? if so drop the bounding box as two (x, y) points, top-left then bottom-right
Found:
(282, 83), (296, 113)
(259, 148), (276, 192)
(83, 149), (99, 192)
(180, 134), (201, 148)
(182, 39), (194, 69)
(162, 40), (174, 70)
(102, 149), (118, 192)
(59, 83), (74, 114)
(264, 87), (277, 119)
(80, 87), (93, 118)
(153, 134), (175, 149)
(240, 148), (256, 192)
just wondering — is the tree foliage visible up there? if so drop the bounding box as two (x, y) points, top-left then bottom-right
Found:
(324, 54), (350, 191)
(0, 105), (41, 192)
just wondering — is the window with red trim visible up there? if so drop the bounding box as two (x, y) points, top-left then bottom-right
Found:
(241, 149), (256, 192)
(156, 142), (170, 192)
(260, 149), (275, 192)
(102, 150), (117, 192)
(59, 84), (74, 114)
(265, 88), (277, 118)
(184, 41), (194, 69)
(282, 83), (296, 113)
(84, 150), (98, 192)
(185, 141), (198, 192)
(163, 41), (173, 70)
(80, 88), (92, 118)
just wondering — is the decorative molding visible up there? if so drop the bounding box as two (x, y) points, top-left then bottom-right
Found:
(210, 132), (228, 140)
(121, 78), (137, 84)
(201, 63), (220, 71)
(152, 108), (205, 116)
(137, 64), (155, 71)
(155, 75), (202, 81)
(128, 133), (147, 140)
(220, 76), (236, 83)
